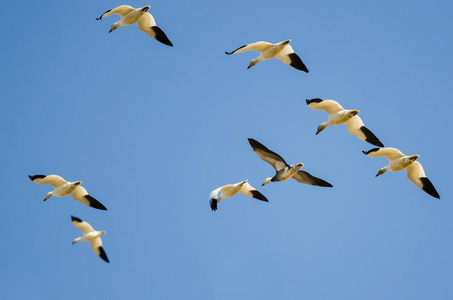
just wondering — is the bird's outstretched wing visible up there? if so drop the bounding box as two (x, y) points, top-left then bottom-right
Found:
(406, 161), (440, 199)
(96, 5), (135, 20)
(137, 13), (173, 46)
(306, 99), (344, 115)
(292, 170), (333, 187)
(90, 237), (109, 263)
(274, 45), (309, 72)
(248, 138), (288, 171)
(29, 174), (68, 188)
(71, 186), (107, 210)
(237, 181), (269, 202)
(345, 116), (384, 147)
(71, 216), (95, 234)
(362, 147), (404, 161)
(225, 42), (273, 55)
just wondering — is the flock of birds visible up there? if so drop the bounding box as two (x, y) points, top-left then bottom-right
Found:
(28, 5), (440, 263)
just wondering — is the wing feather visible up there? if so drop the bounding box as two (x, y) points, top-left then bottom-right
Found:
(225, 42), (273, 55)
(248, 138), (288, 171)
(71, 216), (94, 234)
(292, 170), (333, 187)
(137, 13), (173, 46)
(406, 161), (440, 199)
(306, 99), (344, 115)
(345, 116), (384, 147)
(274, 45), (309, 72)
(28, 174), (68, 188)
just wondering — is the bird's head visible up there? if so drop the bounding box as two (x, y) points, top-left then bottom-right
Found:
(109, 22), (120, 33)
(262, 177), (272, 186)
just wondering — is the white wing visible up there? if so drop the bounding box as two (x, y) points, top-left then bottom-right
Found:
(274, 45), (309, 72)
(363, 147), (405, 161)
(71, 186), (107, 210)
(406, 161), (440, 199)
(90, 237), (109, 263)
(225, 42), (274, 55)
(97, 5), (135, 19)
(71, 216), (94, 234)
(345, 116), (384, 147)
(306, 99), (344, 115)
(137, 13), (173, 46)
(237, 182), (268, 202)
(29, 174), (68, 188)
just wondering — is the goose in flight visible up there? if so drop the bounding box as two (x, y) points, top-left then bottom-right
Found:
(362, 148), (440, 199)
(306, 98), (384, 147)
(28, 175), (107, 210)
(96, 5), (173, 47)
(209, 180), (268, 211)
(225, 40), (308, 72)
(248, 138), (332, 187)
(71, 216), (109, 263)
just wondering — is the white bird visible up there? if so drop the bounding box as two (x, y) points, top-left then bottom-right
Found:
(96, 5), (173, 47)
(209, 180), (268, 211)
(71, 216), (109, 263)
(362, 147), (440, 199)
(248, 138), (333, 187)
(306, 98), (384, 147)
(28, 175), (107, 210)
(225, 40), (308, 72)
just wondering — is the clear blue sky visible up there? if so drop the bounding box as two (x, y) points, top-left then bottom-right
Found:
(1, 0), (452, 299)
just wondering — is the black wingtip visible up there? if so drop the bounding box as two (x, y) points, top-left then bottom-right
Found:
(151, 26), (173, 47)
(306, 98), (323, 105)
(71, 215), (83, 223)
(250, 190), (269, 202)
(420, 177), (440, 199)
(85, 195), (108, 210)
(288, 53), (309, 72)
(225, 51), (233, 55)
(29, 174), (46, 181)
(98, 247), (110, 263)
(209, 198), (218, 211)
(360, 126), (384, 147)
(363, 148), (380, 155)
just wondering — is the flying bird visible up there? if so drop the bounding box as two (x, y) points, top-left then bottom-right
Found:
(362, 147), (440, 199)
(225, 40), (308, 72)
(248, 138), (332, 187)
(306, 98), (384, 147)
(96, 5), (173, 46)
(71, 216), (109, 263)
(28, 175), (107, 210)
(209, 180), (268, 211)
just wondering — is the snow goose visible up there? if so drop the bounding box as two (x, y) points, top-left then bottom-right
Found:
(248, 138), (332, 187)
(96, 5), (173, 46)
(306, 98), (384, 147)
(28, 175), (107, 210)
(362, 148), (440, 199)
(71, 216), (109, 263)
(209, 180), (268, 211)
(225, 40), (308, 72)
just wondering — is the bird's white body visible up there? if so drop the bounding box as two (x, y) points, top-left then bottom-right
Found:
(209, 180), (268, 211)
(97, 5), (173, 46)
(306, 98), (383, 147)
(71, 216), (109, 262)
(248, 138), (332, 187)
(29, 174), (107, 210)
(226, 40), (309, 72)
(363, 147), (440, 199)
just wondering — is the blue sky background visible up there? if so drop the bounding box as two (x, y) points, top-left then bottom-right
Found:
(1, 0), (452, 299)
